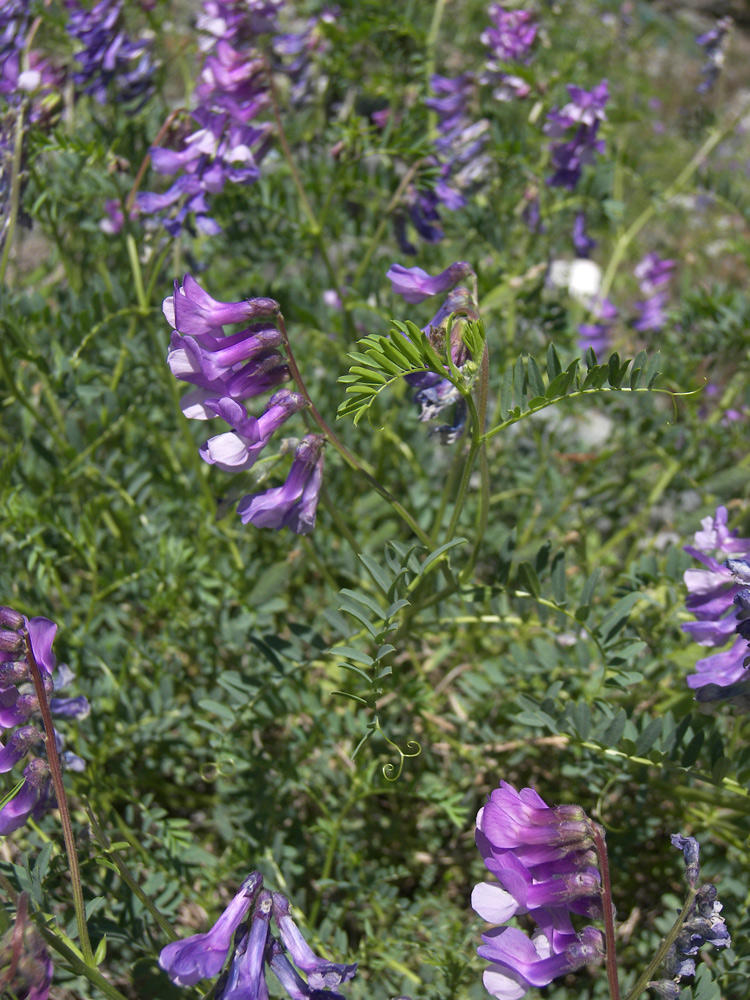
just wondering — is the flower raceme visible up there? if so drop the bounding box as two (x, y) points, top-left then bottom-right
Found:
(160, 870), (356, 999)
(163, 274), (325, 534)
(472, 782), (604, 1000)
(682, 505), (750, 699)
(0, 609), (88, 836)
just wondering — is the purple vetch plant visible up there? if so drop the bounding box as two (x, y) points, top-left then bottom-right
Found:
(632, 253), (675, 334)
(136, 0), (329, 235)
(65, 0), (156, 107)
(0, 2), (59, 106)
(544, 81), (609, 190)
(472, 781), (605, 999)
(481, 4), (537, 102)
(682, 505), (750, 703)
(0, 894), (53, 1000)
(696, 17), (732, 94)
(647, 835), (730, 997)
(160, 870), (356, 998)
(163, 273), (325, 534)
(386, 260), (478, 439)
(0, 608), (88, 835)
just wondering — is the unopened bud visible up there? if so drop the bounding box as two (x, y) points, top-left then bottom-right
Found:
(0, 630), (23, 653)
(0, 607), (23, 630)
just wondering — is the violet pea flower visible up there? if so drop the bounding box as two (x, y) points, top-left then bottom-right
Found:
(199, 390), (307, 472)
(164, 274), (279, 340)
(386, 261), (473, 304)
(159, 872), (263, 987)
(237, 435), (324, 534)
(271, 894), (357, 990)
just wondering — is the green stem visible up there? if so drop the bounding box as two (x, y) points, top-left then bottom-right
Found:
(22, 631), (94, 964)
(444, 395), (482, 543)
(352, 160), (422, 290)
(600, 100), (750, 299)
(85, 804), (178, 943)
(0, 102), (25, 286)
(126, 235), (147, 312)
(37, 925), (131, 1000)
(276, 312), (435, 548)
(262, 55), (349, 317)
(461, 345), (490, 581)
(307, 785), (362, 929)
(623, 887), (697, 1000)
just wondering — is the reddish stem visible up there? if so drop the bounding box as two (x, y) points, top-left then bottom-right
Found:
(593, 822), (621, 1000)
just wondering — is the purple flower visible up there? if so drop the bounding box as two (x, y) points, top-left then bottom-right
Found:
(199, 390), (306, 472)
(481, 6), (537, 63)
(164, 274), (279, 341)
(160, 872), (263, 987)
(683, 506), (750, 691)
(632, 253), (675, 333)
(696, 17), (732, 94)
(545, 82), (608, 190)
(578, 297), (617, 356)
(473, 782), (604, 998)
(237, 434), (325, 534)
(0, 758), (51, 836)
(572, 214), (596, 257)
(481, 5), (536, 101)
(0, 898), (53, 1000)
(271, 894), (356, 990)
(670, 833), (700, 887)
(479, 918), (604, 999)
(66, 0), (155, 106)
(386, 261), (473, 304)
(217, 890), (272, 1000)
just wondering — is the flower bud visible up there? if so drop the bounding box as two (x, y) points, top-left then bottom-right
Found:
(0, 607), (24, 630)
(0, 631), (23, 654)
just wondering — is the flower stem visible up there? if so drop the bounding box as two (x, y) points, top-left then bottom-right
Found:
(460, 344), (490, 582)
(262, 55), (349, 319)
(592, 823), (621, 1000)
(0, 102), (26, 286)
(22, 631), (94, 965)
(623, 887), (697, 1000)
(276, 311), (435, 549)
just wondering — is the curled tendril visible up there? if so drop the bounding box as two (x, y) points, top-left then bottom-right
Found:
(380, 727), (421, 782)
(200, 756), (237, 782)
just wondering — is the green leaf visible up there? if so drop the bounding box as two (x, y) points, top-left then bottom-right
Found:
(550, 550), (566, 605)
(634, 717), (662, 755)
(527, 355), (545, 397)
(419, 538), (467, 575)
(518, 561), (541, 598)
(332, 646), (374, 666)
(547, 343), (562, 379)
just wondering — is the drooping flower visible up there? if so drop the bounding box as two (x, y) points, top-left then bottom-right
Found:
(682, 505), (750, 693)
(572, 213), (596, 257)
(387, 261), (473, 304)
(472, 781), (605, 1000)
(160, 872), (263, 987)
(271, 894), (356, 990)
(163, 871), (356, 1000)
(236, 434), (325, 534)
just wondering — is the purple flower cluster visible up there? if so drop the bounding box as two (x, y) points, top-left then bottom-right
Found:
(472, 781), (604, 1000)
(544, 81), (609, 190)
(160, 870), (357, 999)
(396, 75), (489, 254)
(481, 4), (537, 102)
(164, 274), (324, 534)
(696, 17), (732, 94)
(1, 1), (58, 107)
(649, 835), (730, 996)
(137, 0), (326, 235)
(0, 898), (53, 1000)
(66, 0), (155, 107)
(386, 260), (476, 440)
(0, 607), (88, 836)
(632, 253), (674, 333)
(682, 505), (750, 696)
